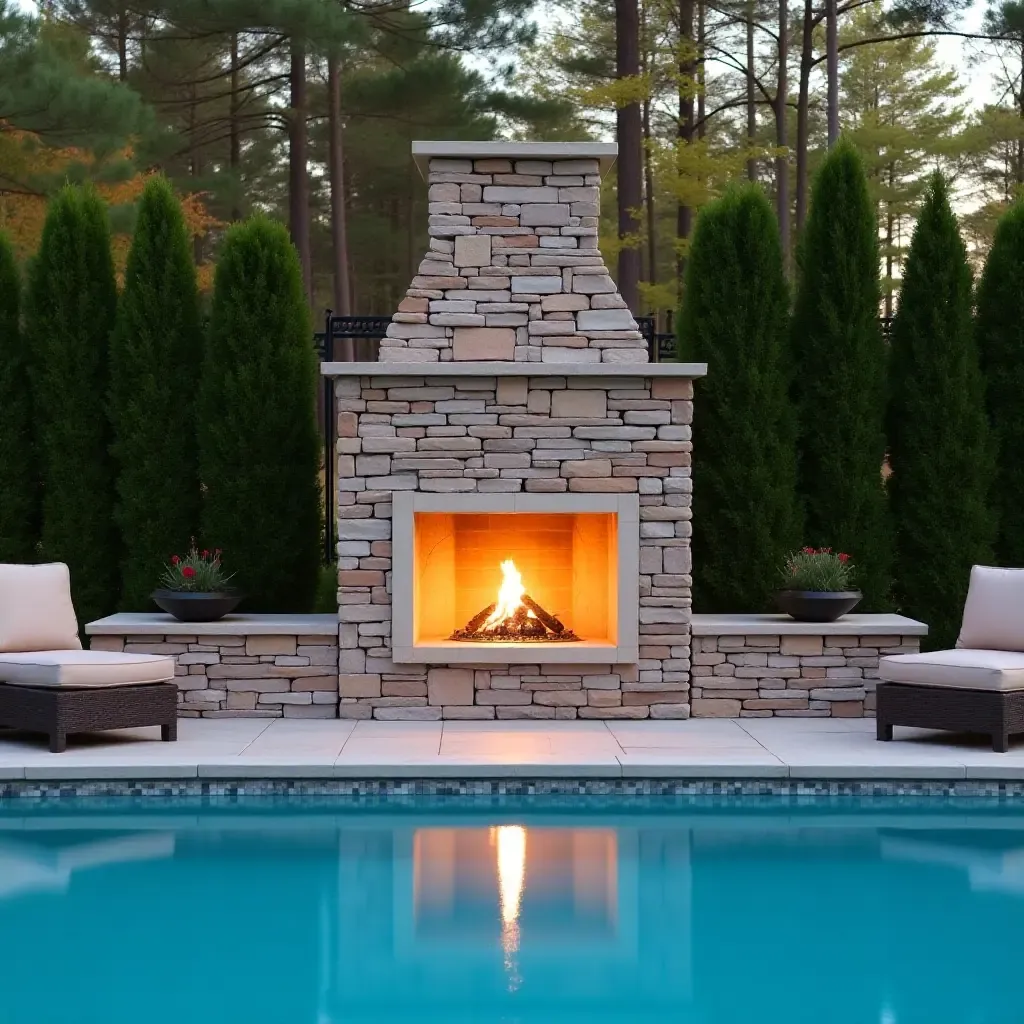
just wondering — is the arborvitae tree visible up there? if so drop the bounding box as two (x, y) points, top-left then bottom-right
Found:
(25, 186), (119, 622)
(976, 200), (1024, 567)
(791, 139), (891, 608)
(110, 177), (202, 608)
(198, 217), (320, 612)
(678, 185), (801, 611)
(889, 173), (995, 646)
(0, 232), (37, 562)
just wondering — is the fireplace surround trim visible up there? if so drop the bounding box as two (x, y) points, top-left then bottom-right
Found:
(391, 492), (640, 665)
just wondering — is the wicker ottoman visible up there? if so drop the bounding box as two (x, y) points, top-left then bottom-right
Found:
(878, 648), (1024, 752)
(0, 681), (178, 753)
(0, 649), (178, 752)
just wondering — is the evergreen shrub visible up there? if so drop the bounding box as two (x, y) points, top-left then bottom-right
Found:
(678, 184), (801, 611)
(198, 217), (321, 612)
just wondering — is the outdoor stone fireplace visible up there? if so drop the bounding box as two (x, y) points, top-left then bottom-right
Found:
(321, 141), (707, 720)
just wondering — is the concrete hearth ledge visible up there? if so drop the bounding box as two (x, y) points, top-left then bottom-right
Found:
(320, 361), (708, 377)
(411, 140), (619, 176)
(85, 613), (338, 636)
(691, 613), (928, 636)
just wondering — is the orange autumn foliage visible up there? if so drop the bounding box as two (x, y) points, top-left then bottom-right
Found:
(0, 125), (220, 287)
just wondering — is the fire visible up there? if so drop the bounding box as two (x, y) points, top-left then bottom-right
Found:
(450, 559), (579, 643)
(482, 559), (526, 631)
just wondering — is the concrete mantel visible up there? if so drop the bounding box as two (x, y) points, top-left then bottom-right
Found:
(86, 613), (338, 636)
(691, 613), (929, 637)
(411, 140), (619, 176)
(321, 361), (708, 378)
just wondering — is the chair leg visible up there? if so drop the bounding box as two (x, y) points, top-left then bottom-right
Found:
(876, 719), (893, 742)
(50, 730), (66, 754)
(161, 721), (177, 743)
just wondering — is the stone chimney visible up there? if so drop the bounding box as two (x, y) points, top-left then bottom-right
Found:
(380, 141), (648, 365)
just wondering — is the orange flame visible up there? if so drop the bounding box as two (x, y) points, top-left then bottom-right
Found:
(482, 560), (525, 630)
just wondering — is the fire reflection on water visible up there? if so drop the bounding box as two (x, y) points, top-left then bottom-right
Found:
(412, 825), (618, 993)
(493, 825), (526, 991)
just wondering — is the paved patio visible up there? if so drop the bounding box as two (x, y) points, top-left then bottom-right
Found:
(0, 718), (1023, 780)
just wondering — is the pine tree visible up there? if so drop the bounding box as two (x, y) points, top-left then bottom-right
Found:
(0, 231), (37, 562)
(977, 201), (1024, 567)
(791, 138), (891, 608)
(110, 177), (202, 609)
(888, 173), (995, 647)
(24, 186), (119, 623)
(198, 217), (321, 612)
(678, 185), (801, 610)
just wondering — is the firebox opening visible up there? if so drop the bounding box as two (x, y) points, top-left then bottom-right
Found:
(413, 512), (618, 649)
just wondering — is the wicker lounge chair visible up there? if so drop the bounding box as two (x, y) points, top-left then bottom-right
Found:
(0, 563), (177, 752)
(877, 566), (1024, 752)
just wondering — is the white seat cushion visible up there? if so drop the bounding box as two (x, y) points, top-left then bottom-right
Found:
(880, 649), (1024, 692)
(0, 563), (81, 653)
(957, 566), (1024, 652)
(0, 651), (175, 689)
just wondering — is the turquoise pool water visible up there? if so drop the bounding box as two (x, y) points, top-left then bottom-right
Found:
(0, 796), (1021, 1023)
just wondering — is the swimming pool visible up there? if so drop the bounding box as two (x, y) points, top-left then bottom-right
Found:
(0, 795), (1020, 1023)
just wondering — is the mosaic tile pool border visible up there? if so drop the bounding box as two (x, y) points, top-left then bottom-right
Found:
(5, 778), (1024, 805)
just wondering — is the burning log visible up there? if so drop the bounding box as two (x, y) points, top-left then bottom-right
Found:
(522, 594), (565, 635)
(449, 558), (581, 643)
(464, 603), (496, 634)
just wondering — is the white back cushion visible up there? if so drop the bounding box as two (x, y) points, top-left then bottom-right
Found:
(0, 563), (82, 653)
(957, 566), (1024, 652)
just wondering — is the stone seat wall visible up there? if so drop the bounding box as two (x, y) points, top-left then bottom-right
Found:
(85, 615), (339, 719)
(690, 615), (927, 718)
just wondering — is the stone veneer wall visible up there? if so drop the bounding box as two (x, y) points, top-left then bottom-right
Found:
(690, 633), (923, 717)
(90, 633), (339, 718)
(336, 371), (693, 720)
(382, 155), (647, 364)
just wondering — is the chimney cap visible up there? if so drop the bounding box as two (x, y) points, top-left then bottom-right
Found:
(412, 140), (617, 178)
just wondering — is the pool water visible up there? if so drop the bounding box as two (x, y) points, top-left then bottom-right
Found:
(0, 796), (1022, 1023)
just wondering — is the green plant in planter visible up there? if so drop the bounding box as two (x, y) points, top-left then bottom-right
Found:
(780, 548), (855, 592)
(158, 544), (235, 593)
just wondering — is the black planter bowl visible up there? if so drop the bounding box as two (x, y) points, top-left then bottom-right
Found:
(775, 590), (862, 623)
(151, 590), (244, 623)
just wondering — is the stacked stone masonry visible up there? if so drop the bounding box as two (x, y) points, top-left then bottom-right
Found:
(90, 633), (340, 718)
(382, 155), (648, 364)
(690, 633), (923, 717)
(336, 372), (693, 720)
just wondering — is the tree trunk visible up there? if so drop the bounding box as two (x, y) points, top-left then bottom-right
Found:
(795, 0), (814, 233)
(825, 0), (840, 147)
(116, 7), (128, 81)
(643, 98), (657, 296)
(677, 0), (696, 295)
(884, 160), (895, 318)
(616, 0), (642, 312)
(229, 33), (241, 222)
(640, 0), (657, 315)
(1017, 38), (1024, 184)
(289, 40), (312, 307)
(328, 54), (354, 360)
(697, 0), (706, 138)
(776, 0), (790, 267)
(746, 2), (757, 180)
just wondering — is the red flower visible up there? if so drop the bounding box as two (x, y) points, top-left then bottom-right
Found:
(838, 553), (850, 563)
(214, 548), (222, 557)
(171, 555), (180, 566)
(182, 566), (196, 579)
(201, 549), (209, 559)
(803, 546), (815, 554)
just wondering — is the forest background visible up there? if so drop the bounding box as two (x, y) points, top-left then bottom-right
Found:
(2, 0), (1022, 329)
